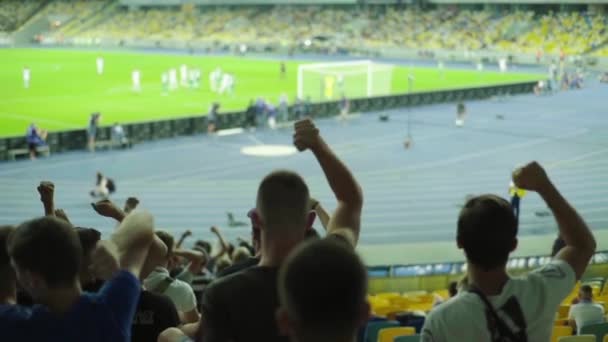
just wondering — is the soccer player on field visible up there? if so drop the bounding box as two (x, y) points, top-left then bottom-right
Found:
(280, 62), (286, 79)
(161, 72), (169, 95)
(210, 67), (222, 92)
(132, 69), (141, 92)
(23, 66), (31, 89)
(180, 64), (188, 87)
(169, 68), (178, 91)
(219, 73), (234, 96)
(96, 56), (104, 75)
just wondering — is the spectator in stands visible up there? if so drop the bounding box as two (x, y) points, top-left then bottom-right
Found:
(422, 162), (596, 341)
(88, 112), (101, 152)
(568, 285), (606, 334)
(0, 226), (16, 305)
(25, 123), (48, 160)
(197, 119), (363, 342)
(0, 195), (156, 341)
(276, 238), (369, 342)
(143, 230), (200, 324)
(90, 198), (182, 342)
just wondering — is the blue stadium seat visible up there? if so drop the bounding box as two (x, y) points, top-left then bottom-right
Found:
(364, 320), (400, 342)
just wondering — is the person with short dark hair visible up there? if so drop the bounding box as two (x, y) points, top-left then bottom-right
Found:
(277, 238), (369, 342)
(198, 119), (363, 342)
(0, 226), (16, 305)
(448, 281), (458, 298)
(568, 284), (605, 334)
(0, 209), (156, 341)
(422, 162), (596, 342)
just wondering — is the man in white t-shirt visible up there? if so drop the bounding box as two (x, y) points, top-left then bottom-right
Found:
(568, 285), (605, 334)
(422, 162), (596, 342)
(143, 231), (200, 324)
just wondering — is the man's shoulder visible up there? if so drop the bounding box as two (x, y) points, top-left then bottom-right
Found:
(140, 290), (176, 308)
(0, 304), (36, 321)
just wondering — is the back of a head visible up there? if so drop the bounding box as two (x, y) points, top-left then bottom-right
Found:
(0, 226), (16, 294)
(457, 194), (517, 271)
(8, 217), (82, 288)
(195, 240), (212, 255)
(580, 285), (593, 300)
(156, 231), (175, 258)
(232, 247), (251, 264)
(278, 239), (368, 340)
(448, 281), (458, 298)
(257, 170), (310, 233)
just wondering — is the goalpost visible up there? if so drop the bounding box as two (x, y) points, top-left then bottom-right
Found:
(297, 60), (394, 102)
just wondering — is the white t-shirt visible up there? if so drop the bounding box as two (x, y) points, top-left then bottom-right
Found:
(422, 260), (576, 342)
(568, 301), (605, 334)
(143, 267), (197, 313)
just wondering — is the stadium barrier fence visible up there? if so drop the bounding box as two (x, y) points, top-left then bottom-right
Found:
(0, 80), (537, 161)
(367, 250), (608, 294)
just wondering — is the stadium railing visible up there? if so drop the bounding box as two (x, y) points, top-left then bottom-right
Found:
(0, 80), (538, 161)
(367, 250), (608, 295)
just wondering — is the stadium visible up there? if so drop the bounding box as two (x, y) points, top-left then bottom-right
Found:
(0, 0), (608, 341)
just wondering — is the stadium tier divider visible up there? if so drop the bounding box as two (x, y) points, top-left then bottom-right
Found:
(367, 250), (608, 295)
(0, 81), (538, 161)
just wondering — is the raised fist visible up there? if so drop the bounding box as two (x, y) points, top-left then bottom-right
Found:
(210, 226), (220, 234)
(124, 197), (140, 214)
(37, 181), (55, 203)
(512, 161), (550, 193)
(293, 119), (321, 152)
(92, 199), (123, 219)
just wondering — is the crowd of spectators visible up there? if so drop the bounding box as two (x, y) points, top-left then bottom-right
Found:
(63, 5), (607, 57)
(3, 2), (607, 57)
(0, 0), (40, 32)
(0, 117), (600, 342)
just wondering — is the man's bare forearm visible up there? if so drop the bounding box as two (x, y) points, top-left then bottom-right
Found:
(539, 181), (596, 252)
(311, 139), (363, 209)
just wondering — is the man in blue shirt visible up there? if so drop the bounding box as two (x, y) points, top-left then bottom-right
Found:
(0, 201), (156, 341)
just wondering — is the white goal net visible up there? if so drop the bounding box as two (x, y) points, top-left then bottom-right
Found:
(297, 60), (394, 102)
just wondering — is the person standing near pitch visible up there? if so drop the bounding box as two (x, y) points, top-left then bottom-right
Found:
(96, 56), (104, 75)
(22, 66), (31, 89)
(455, 102), (466, 127)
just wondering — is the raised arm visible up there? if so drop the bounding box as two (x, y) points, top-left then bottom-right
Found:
(92, 199), (126, 223)
(513, 161), (596, 280)
(309, 197), (330, 231)
(175, 230), (192, 249)
(110, 211), (156, 278)
(210, 226), (229, 260)
(173, 248), (206, 274)
(37, 181), (55, 217)
(294, 119), (363, 246)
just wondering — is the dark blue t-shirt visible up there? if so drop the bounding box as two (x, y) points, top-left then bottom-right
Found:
(0, 270), (141, 342)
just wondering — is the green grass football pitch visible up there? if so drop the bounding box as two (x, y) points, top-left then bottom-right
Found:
(0, 48), (543, 137)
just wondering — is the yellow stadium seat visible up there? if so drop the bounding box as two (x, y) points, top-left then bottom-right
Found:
(604, 335), (608, 342)
(551, 326), (573, 342)
(378, 327), (416, 342)
(558, 305), (571, 319)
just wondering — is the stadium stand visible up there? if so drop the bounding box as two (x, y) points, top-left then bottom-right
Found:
(7, 3), (602, 60)
(0, 0), (42, 32)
